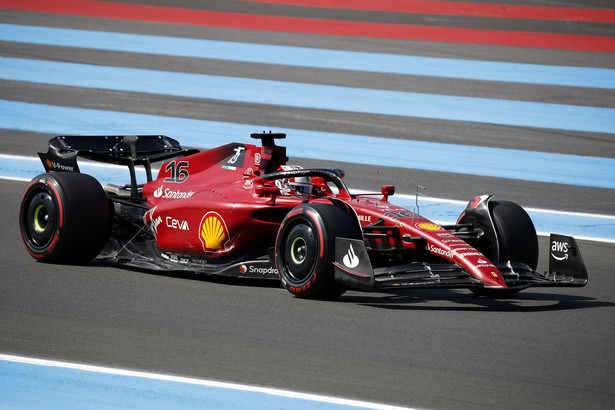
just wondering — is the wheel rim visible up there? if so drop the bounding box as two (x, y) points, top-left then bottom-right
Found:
(33, 204), (48, 232)
(25, 191), (57, 248)
(283, 223), (317, 282)
(290, 236), (307, 264)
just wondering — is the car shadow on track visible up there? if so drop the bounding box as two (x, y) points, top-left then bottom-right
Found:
(90, 259), (285, 289)
(90, 260), (610, 311)
(338, 289), (614, 312)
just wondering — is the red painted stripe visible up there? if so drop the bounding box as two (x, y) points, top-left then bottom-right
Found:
(243, 0), (615, 23)
(1, 0), (613, 52)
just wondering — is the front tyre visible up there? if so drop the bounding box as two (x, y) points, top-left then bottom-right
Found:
(19, 172), (111, 263)
(491, 200), (539, 270)
(275, 203), (361, 299)
(469, 199), (538, 297)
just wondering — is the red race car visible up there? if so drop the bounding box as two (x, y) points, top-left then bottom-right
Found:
(20, 133), (587, 299)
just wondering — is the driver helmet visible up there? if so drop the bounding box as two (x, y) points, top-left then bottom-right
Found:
(275, 165), (313, 195)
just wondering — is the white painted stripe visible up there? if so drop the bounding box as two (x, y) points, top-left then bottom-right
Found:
(392, 193), (615, 221)
(355, 191), (615, 244)
(0, 354), (414, 410)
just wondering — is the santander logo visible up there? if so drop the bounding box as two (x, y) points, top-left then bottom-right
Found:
(342, 244), (360, 268)
(152, 185), (195, 200)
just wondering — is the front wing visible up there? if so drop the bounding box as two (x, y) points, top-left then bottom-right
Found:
(333, 234), (588, 292)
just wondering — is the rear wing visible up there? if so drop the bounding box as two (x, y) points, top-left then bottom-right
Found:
(39, 135), (198, 196)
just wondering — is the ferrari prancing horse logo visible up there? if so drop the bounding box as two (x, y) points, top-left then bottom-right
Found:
(199, 212), (230, 252)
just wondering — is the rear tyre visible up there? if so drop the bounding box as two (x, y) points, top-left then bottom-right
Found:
(19, 172), (111, 263)
(275, 203), (361, 299)
(471, 200), (538, 297)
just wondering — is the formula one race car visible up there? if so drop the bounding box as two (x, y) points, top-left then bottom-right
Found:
(19, 133), (588, 299)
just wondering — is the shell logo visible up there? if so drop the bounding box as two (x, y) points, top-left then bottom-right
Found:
(416, 222), (443, 231)
(199, 212), (230, 252)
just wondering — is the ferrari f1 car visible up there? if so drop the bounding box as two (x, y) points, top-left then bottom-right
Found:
(19, 133), (587, 299)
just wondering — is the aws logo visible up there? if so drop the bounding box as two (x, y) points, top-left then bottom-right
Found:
(199, 212), (230, 252)
(551, 241), (570, 261)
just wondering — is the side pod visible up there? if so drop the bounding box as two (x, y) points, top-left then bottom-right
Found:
(547, 234), (588, 286)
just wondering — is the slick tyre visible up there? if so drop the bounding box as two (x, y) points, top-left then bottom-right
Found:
(19, 172), (111, 263)
(275, 203), (361, 299)
(472, 200), (538, 297)
(490, 200), (539, 270)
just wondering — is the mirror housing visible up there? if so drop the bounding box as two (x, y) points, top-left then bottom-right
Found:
(380, 185), (395, 202)
(255, 182), (279, 204)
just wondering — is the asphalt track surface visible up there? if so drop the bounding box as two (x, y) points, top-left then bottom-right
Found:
(1, 1), (614, 409)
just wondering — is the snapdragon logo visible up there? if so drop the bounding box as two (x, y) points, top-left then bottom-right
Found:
(239, 264), (278, 275)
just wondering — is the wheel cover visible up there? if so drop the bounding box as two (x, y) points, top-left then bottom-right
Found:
(290, 236), (307, 264)
(33, 204), (48, 233)
(25, 191), (57, 248)
(283, 223), (317, 282)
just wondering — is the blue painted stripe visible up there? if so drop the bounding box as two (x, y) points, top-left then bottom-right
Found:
(0, 357), (390, 409)
(1, 100), (614, 189)
(2, 155), (613, 241)
(387, 195), (615, 243)
(1, 23), (614, 89)
(1, 57), (614, 134)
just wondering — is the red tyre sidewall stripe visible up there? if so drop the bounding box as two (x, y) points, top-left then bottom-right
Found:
(45, 179), (63, 228)
(274, 207), (304, 279)
(47, 234), (60, 255)
(23, 245), (44, 259)
(19, 177), (58, 259)
(305, 209), (324, 258)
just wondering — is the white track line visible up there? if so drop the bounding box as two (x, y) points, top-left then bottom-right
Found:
(0, 354), (415, 410)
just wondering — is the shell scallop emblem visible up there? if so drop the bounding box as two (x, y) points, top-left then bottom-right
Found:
(199, 212), (230, 252)
(415, 222), (443, 231)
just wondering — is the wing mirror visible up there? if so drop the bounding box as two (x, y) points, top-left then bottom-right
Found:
(381, 185), (395, 202)
(255, 182), (280, 204)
